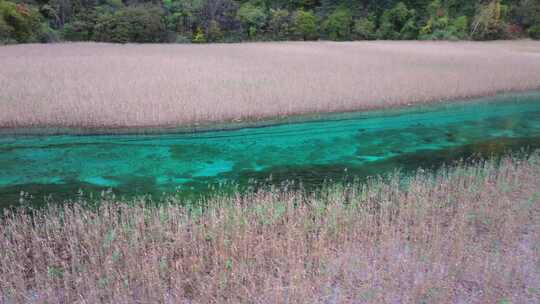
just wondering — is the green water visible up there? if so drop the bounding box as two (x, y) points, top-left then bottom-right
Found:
(1, 91), (540, 207)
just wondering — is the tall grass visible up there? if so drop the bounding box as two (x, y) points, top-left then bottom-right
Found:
(1, 41), (540, 128)
(1, 153), (539, 303)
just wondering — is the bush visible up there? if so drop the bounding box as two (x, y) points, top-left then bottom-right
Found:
(505, 23), (523, 39)
(529, 24), (540, 39)
(174, 34), (191, 43)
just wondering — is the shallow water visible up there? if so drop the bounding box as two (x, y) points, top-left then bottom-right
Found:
(1, 91), (539, 208)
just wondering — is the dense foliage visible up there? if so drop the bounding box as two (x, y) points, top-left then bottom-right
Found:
(0, 0), (539, 43)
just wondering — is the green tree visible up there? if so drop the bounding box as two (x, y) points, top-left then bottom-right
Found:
(471, 0), (508, 40)
(419, 0), (469, 40)
(206, 19), (222, 42)
(94, 5), (166, 43)
(0, 0), (44, 43)
(0, 14), (13, 43)
(352, 16), (376, 40)
(62, 9), (98, 41)
(268, 8), (290, 40)
(511, 0), (540, 38)
(237, 2), (267, 39)
(0, 0), (534, 43)
(377, 2), (417, 40)
(165, 0), (204, 38)
(452, 15), (468, 39)
(192, 26), (205, 42)
(292, 9), (317, 40)
(322, 7), (352, 41)
(511, 0), (540, 29)
(400, 17), (419, 39)
(529, 24), (540, 39)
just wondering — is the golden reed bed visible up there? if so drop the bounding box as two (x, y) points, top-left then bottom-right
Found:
(1, 40), (540, 128)
(1, 155), (539, 303)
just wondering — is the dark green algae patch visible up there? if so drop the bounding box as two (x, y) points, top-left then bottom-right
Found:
(1, 91), (539, 208)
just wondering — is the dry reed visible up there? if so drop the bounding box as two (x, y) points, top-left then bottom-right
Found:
(1, 40), (540, 128)
(1, 153), (539, 303)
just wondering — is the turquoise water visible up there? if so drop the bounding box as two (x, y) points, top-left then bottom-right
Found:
(1, 91), (540, 207)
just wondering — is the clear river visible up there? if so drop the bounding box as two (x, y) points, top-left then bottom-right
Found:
(1, 91), (539, 208)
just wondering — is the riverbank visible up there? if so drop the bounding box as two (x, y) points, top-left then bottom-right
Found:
(1, 41), (540, 129)
(1, 153), (539, 303)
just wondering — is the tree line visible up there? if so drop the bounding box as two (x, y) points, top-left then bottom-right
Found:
(1, 0), (539, 44)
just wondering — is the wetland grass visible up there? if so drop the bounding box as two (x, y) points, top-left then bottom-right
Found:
(1, 153), (539, 303)
(1, 41), (540, 129)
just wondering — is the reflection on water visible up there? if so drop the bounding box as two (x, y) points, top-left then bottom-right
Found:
(0, 91), (539, 207)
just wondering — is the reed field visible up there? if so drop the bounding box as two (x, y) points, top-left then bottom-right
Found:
(1, 40), (540, 128)
(1, 153), (539, 303)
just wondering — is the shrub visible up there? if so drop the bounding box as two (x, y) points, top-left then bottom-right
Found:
(505, 23), (523, 39)
(174, 34), (191, 43)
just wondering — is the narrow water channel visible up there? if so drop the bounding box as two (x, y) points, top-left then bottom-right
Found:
(1, 91), (539, 208)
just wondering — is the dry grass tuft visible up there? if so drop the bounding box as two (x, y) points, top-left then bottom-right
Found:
(1, 40), (540, 128)
(1, 153), (539, 303)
